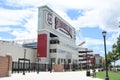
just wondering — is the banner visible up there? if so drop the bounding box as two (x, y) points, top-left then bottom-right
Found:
(37, 34), (47, 57)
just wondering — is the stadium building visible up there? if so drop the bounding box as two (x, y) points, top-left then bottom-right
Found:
(0, 6), (95, 76)
(36, 6), (78, 66)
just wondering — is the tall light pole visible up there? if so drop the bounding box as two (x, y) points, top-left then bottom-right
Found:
(50, 58), (52, 73)
(86, 48), (88, 76)
(37, 57), (39, 74)
(102, 31), (109, 80)
(23, 48), (26, 75)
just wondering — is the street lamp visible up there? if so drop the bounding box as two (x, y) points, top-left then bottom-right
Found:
(23, 48), (26, 75)
(50, 58), (52, 73)
(37, 57), (39, 74)
(102, 31), (109, 80)
(49, 53), (52, 73)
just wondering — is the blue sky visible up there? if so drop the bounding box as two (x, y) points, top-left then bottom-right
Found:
(67, 9), (85, 20)
(0, 0), (120, 65)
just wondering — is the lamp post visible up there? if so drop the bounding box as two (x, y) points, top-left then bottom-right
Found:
(86, 48), (88, 75)
(102, 31), (109, 80)
(50, 58), (52, 73)
(49, 53), (52, 73)
(23, 48), (26, 75)
(37, 57), (39, 74)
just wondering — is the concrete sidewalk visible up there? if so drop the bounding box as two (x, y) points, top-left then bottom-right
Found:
(0, 71), (103, 80)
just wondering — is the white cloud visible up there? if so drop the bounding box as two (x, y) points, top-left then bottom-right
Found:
(108, 32), (120, 43)
(6, 0), (43, 7)
(0, 27), (11, 32)
(0, 7), (36, 26)
(0, 3), (38, 40)
(81, 37), (114, 56)
(31, 0), (120, 35)
(0, 0), (120, 46)
(2, 0), (120, 30)
(84, 37), (114, 47)
(11, 11), (38, 40)
(91, 46), (105, 56)
(0, 0), (120, 36)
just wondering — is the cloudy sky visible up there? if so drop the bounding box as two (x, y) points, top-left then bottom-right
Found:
(0, 0), (120, 64)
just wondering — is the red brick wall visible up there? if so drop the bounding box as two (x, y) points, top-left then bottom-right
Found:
(0, 55), (12, 77)
(53, 64), (64, 72)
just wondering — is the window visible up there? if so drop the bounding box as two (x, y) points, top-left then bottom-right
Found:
(68, 59), (71, 63)
(58, 58), (60, 64)
(50, 49), (57, 53)
(51, 58), (56, 64)
(79, 55), (83, 57)
(50, 40), (59, 44)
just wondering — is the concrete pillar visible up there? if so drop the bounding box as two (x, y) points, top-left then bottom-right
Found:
(46, 64), (48, 71)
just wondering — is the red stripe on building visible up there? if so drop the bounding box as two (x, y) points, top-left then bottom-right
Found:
(37, 34), (47, 57)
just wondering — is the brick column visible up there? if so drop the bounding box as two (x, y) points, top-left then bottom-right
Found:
(6, 55), (12, 77)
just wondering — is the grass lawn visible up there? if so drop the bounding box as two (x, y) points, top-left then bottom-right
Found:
(96, 71), (120, 80)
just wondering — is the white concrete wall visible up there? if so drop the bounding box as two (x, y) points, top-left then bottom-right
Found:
(0, 41), (36, 62)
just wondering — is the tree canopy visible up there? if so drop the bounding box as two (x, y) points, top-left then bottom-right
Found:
(116, 35), (120, 59)
(107, 35), (120, 65)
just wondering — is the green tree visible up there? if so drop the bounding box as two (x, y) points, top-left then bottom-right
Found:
(112, 35), (120, 60)
(107, 44), (118, 67)
(111, 49), (117, 68)
(107, 35), (120, 70)
(112, 43), (119, 60)
(107, 51), (113, 66)
(116, 35), (120, 59)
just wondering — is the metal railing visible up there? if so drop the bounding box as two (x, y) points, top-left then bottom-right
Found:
(12, 62), (46, 73)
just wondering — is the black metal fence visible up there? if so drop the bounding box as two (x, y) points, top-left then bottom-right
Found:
(12, 62), (46, 73)
(12, 61), (79, 73)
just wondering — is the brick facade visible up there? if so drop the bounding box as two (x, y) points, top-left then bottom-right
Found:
(0, 55), (12, 77)
(53, 64), (64, 72)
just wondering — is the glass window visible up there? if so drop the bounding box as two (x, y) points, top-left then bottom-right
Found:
(51, 58), (56, 64)
(58, 58), (60, 64)
(50, 49), (57, 53)
(50, 40), (59, 44)
(68, 59), (71, 63)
